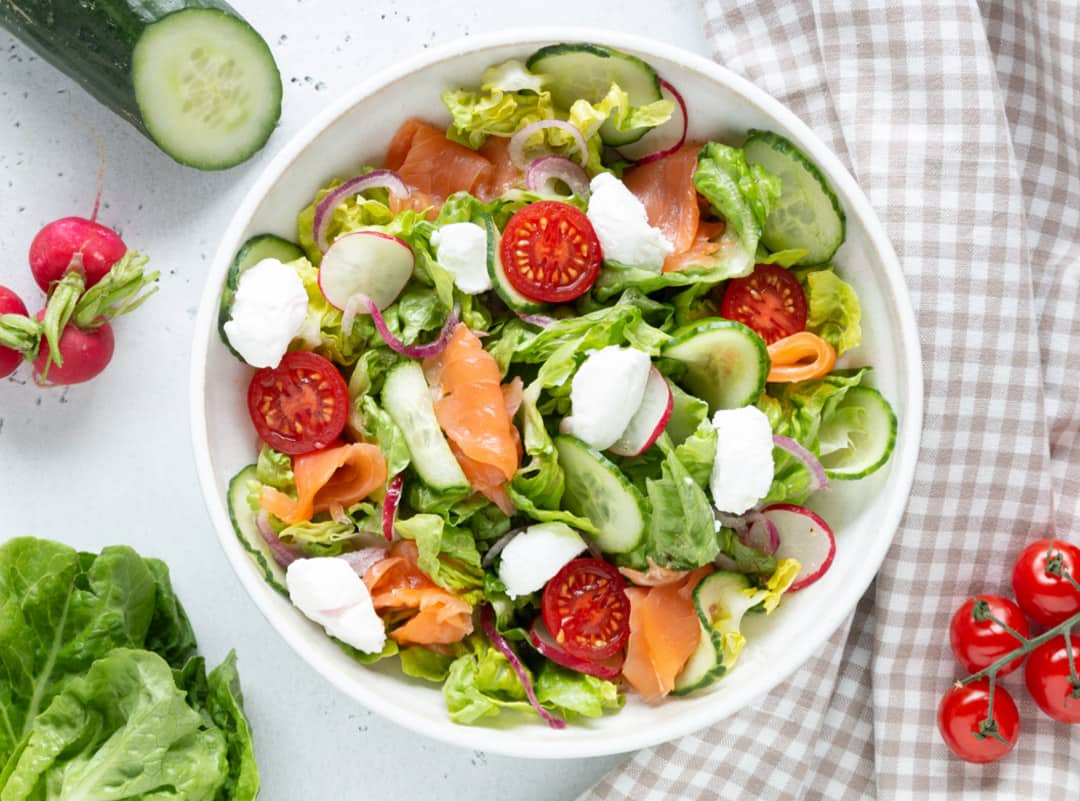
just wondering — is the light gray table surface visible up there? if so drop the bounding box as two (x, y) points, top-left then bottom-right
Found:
(0, 3), (709, 799)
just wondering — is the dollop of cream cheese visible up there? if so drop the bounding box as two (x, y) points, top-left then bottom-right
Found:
(223, 258), (308, 368)
(431, 222), (492, 294)
(498, 523), (587, 600)
(586, 172), (673, 271)
(561, 345), (652, 450)
(709, 405), (775, 515)
(286, 557), (386, 654)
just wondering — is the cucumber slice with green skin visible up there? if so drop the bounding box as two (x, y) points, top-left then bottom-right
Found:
(381, 363), (470, 493)
(818, 386), (897, 479)
(744, 130), (845, 265)
(482, 214), (546, 313)
(218, 234), (305, 359)
(671, 623), (725, 695)
(227, 465), (288, 596)
(526, 43), (663, 147)
(662, 319), (770, 412)
(0, 2), (281, 170)
(554, 435), (648, 553)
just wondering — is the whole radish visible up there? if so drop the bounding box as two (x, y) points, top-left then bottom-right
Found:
(0, 286), (30, 378)
(32, 309), (114, 385)
(29, 217), (127, 292)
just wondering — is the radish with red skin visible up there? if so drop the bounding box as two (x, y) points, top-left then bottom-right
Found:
(608, 368), (673, 457)
(32, 308), (115, 386)
(0, 287), (31, 377)
(29, 216), (127, 292)
(761, 503), (836, 591)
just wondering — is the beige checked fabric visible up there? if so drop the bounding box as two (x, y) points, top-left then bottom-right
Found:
(580, 1), (1080, 798)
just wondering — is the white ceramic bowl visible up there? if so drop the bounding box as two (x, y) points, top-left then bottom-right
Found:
(190, 28), (922, 759)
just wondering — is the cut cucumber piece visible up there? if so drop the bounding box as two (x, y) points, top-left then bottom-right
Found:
(381, 363), (469, 493)
(665, 381), (709, 446)
(744, 130), (845, 265)
(318, 231), (415, 311)
(817, 386), (897, 479)
(662, 319), (770, 412)
(555, 435), (647, 553)
(671, 623), (725, 695)
(218, 234), (304, 359)
(483, 214), (545, 313)
(526, 43), (663, 146)
(133, 8), (282, 170)
(227, 465), (288, 596)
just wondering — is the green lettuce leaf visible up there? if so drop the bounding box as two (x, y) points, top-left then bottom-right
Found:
(533, 662), (623, 720)
(509, 381), (564, 511)
(297, 181), (397, 265)
(400, 647), (454, 683)
(800, 267), (862, 356)
(716, 528), (778, 576)
(442, 637), (533, 725)
(142, 559), (198, 671)
(593, 261), (731, 302)
(255, 446), (294, 491)
(566, 83), (673, 174)
(673, 419), (717, 488)
(394, 515), (485, 601)
(442, 86), (555, 150)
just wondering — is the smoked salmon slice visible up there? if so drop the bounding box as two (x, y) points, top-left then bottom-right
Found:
(425, 325), (522, 512)
(621, 566), (712, 700)
(260, 442), (387, 525)
(363, 541), (474, 646)
(385, 120), (521, 205)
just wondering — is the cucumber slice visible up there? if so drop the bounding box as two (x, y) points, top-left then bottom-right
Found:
(482, 214), (545, 313)
(218, 234), (304, 359)
(381, 363), (470, 493)
(554, 435), (647, 553)
(132, 8), (282, 170)
(671, 623), (725, 695)
(662, 319), (770, 412)
(743, 130), (845, 265)
(227, 465), (288, 596)
(818, 386), (897, 479)
(526, 43), (663, 146)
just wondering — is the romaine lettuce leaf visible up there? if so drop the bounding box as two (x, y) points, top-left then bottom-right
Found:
(800, 267), (862, 356)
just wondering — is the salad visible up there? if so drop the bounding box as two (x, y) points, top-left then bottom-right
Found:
(219, 43), (897, 728)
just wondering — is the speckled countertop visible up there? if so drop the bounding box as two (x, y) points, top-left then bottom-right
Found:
(0, 3), (709, 798)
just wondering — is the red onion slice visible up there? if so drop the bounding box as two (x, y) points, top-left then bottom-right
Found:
(617, 78), (689, 166)
(340, 546), (388, 577)
(525, 155), (590, 197)
(773, 434), (829, 493)
(481, 526), (525, 568)
(256, 511), (301, 569)
(314, 169), (409, 253)
(509, 120), (588, 170)
(528, 617), (624, 680)
(364, 295), (461, 359)
(741, 511), (781, 555)
(514, 310), (557, 328)
(381, 474), (403, 542)
(480, 605), (566, 730)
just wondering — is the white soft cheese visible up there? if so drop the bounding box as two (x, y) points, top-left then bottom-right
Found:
(286, 558), (386, 654)
(498, 523), (587, 600)
(586, 172), (674, 270)
(561, 346), (652, 450)
(431, 222), (492, 294)
(223, 258), (308, 368)
(709, 406), (775, 515)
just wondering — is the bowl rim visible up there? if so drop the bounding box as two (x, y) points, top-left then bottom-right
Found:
(190, 26), (923, 759)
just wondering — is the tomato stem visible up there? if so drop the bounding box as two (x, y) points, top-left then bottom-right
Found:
(961, 607), (1080, 686)
(975, 673), (1008, 744)
(1064, 626), (1080, 698)
(972, 599), (1029, 645)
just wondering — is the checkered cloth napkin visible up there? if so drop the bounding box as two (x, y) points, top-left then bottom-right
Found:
(580, 1), (1080, 798)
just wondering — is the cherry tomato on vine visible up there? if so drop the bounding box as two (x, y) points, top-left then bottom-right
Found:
(937, 679), (1020, 764)
(1025, 635), (1080, 723)
(499, 201), (603, 303)
(541, 558), (630, 661)
(949, 595), (1030, 676)
(1011, 539), (1080, 627)
(247, 351), (349, 455)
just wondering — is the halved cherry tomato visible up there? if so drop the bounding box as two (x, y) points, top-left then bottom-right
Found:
(949, 595), (1029, 676)
(1012, 539), (1080, 626)
(1025, 635), (1080, 723)
(247, 351), (349, 455)
(542, 558), (631, 660)
(937, 679), (1020, 763)
(719, 262), (807, 345)
(500, 201), (602, 303)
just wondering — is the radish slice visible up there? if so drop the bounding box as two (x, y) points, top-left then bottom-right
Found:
(528, 617), (624, 681)
(773, 435), (829, 493)
(313, 169), (408, 253)
(481, 526), (525, 569)
(368, 299), (460, 359)
(318, 231), (414, 311)
(525, 155), (590, 197)
(381, 474), (403, 542)
(761, 503), (836, 591)
(616, 78), (688, 166)
(608, 368), (673, 457)
(480, 605), (566, 729)
(509, 120), (588, 170)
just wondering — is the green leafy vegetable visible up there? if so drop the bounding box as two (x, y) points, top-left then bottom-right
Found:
(533, 661), (623, 720)
(400, 647), (454, 683)
(800, 268), (862, 356)
(256, 446), (294, 491)
(442, 637), (533, 725)
(394, 515), (485, 602)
